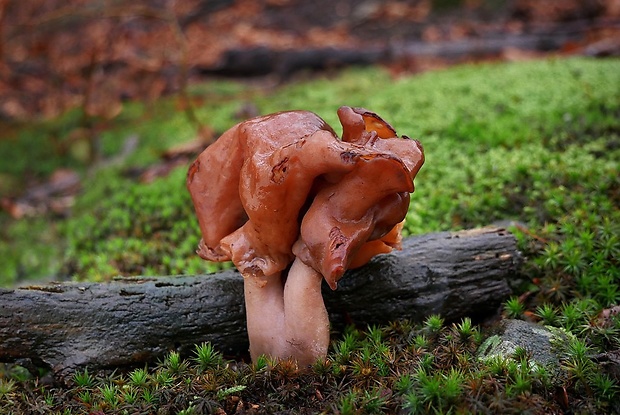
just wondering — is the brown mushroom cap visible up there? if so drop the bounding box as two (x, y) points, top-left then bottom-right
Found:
(292, 154), (413, 289)
(188, 111), (340, 276)
(187, 106), (424, 287)
(293, 107), (424, 289)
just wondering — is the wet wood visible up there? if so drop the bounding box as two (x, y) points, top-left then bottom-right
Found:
(0, 226), (520, 379)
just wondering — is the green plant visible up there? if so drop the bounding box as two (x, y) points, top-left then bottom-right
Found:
(563, 337), (595, 386)
(216, 385), (247, 401)
(535, 303), (559, 326)
(194, 342), (225, 371)
(591, 372), (619, 402)
(419, 353), (435, 372)
(99, 383), (119, 408)
(531, 364), (553, 391)
(504, 296), (525, 319)
(506, 369), (532, 397)
(412, 334), (429, 350)
(333, 331), (359, 364)
(153, 368), (175, 388)
(560, 301), (590, 331)
(404, 367), (464, 414)
(128, 367), (149, 388)
(505, 353), (537, 398)
(253, 354), (269, 372)
(336, 390), (358, 415)
(333, 387), (389, 415)
(455, 317), (477, 341)
(43, 389), (55, 406)
(72, 368), (94, 388)
(541, 242), (561, 270)
(77, 390), (91, 404)
(512, 346), (530, 362)
(141, 388), (158, 405)
(367, 325), (384, 345)
(351, 346), (377, 379)
(423, 314), (444, 335)
(121, 385), (139, 405)
(586, 322), (620, 350)
(394, 374), (414, 395)
(485, 355), (509, 378)
(0, 379), (15, 397)
(163, 350), (188, 374)
(360, 388), (388, 414)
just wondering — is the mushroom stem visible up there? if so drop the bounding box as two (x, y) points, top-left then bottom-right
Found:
(243, 272), (285, 361)
(243, 257), (329, 368)
(283, 257), (330, 367)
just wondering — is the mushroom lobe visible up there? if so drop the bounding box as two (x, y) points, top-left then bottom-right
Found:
(293, 154), (414, 290)
(187, 106), (424, 288)
(187, 111), (337, 277)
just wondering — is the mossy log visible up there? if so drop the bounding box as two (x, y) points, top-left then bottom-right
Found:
(0, 226), (520, 379)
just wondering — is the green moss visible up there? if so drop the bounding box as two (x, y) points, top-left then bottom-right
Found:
(6, 317), (617, 413)
(0, 216), (62, 286)
(60, 167), (230, 281)
(1, 57), (618, 285)
(47, 57), (618, 281)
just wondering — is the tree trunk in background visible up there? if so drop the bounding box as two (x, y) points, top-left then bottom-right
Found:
(0, 226), (521, 379)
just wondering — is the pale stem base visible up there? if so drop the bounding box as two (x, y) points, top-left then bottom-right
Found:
(243, 256), (330, 368)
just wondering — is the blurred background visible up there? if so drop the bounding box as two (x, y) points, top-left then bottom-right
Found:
(1, 0), (619, 287)
(2, 0), (618, 120)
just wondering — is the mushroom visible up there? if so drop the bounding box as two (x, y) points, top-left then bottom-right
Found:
(187, 106), (424, 368)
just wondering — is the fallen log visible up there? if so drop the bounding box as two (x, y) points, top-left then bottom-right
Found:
(0, 226), (520, 379)
(196, 26), (597, 79)
(199, 46), (386, 79)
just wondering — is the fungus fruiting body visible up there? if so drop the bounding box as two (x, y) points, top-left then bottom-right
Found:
(188, 106), (424, 367)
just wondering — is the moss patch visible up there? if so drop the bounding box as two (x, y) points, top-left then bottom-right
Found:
(4, 57), (617, 284)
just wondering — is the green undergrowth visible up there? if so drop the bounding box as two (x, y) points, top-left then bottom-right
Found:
(4, 315), (619, 414)
(60, 168), (230, 281)
(0, 57), (619, 413)
(2, 57), (618, 284)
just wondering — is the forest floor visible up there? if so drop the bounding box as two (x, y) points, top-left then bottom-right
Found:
(0, 1), (619, 414)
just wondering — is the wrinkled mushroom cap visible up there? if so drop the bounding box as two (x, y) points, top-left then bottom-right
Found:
(187, 106), (424, 288)
(293, 107), (424, 289)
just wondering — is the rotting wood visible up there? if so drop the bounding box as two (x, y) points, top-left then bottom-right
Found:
(197, 27), (595, 79)
(0, 226), (520, 379)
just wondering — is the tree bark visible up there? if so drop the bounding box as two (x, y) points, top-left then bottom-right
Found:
(0, 226), (520, 379)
